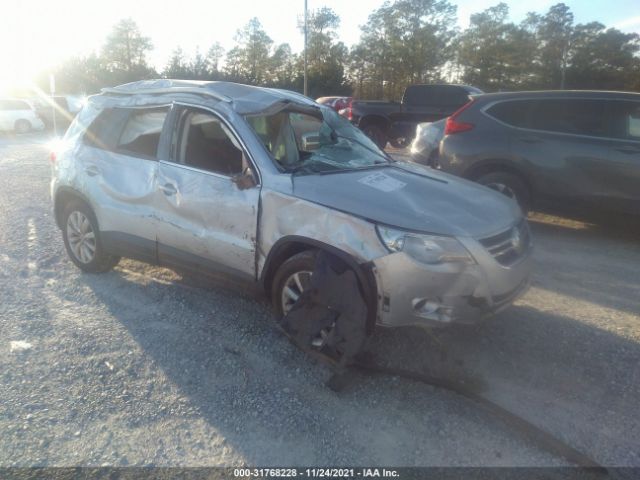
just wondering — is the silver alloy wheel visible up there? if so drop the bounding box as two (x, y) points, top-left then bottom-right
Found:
(66, 211), (96, 264)
(281, 270), (312, 314)
(486, 182), (517, 200)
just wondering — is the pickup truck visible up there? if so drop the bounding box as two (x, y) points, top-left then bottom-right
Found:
(339, 84), (483, 149)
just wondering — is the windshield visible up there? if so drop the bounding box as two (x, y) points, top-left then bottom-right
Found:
(245, 106), (390, 174)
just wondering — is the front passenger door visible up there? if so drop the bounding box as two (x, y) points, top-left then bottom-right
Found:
(155, 106), (260, 279)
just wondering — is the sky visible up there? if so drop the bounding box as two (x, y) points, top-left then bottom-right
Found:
(1, 0), (639, 92)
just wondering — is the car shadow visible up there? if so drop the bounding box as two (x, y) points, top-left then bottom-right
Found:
(368, 303), (640, 466)
(81, 259), (640, 466)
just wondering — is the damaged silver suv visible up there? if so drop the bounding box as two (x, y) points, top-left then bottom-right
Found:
(51, 80), (532, 332)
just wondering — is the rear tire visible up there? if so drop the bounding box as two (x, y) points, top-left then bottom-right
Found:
(62, 200), (120, 273)
(476, 171), (531, 213)
(15, 119), (31, 134)
(360, 125), (387, 150)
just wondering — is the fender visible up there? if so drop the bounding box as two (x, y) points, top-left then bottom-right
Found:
(261, 235), (379, 334)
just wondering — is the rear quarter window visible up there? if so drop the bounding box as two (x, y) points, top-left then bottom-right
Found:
(116, 108), (169, 158)
(486, 100), (532, 128)
(83, 107), (169, 159)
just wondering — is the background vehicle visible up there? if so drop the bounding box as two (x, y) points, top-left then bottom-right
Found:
(0, 98), (45, 133)
(438, 90), (640, 214)
(316, 96), (352, 112)
(409, 119), (445, 167)
(339, 84), (482, 149)
(31, 95), (84, 132)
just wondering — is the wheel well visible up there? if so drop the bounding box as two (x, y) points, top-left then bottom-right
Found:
(262, 242), (314, 297)
(465, 162), (533, 196)
(262, 238), (378, 334)
(54, 188), (90, 230)
(359, 115), (390, 133)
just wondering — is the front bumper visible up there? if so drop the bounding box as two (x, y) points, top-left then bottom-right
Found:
(371, 237), (532, 328)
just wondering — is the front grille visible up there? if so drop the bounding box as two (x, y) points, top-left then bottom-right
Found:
(479, 220), (531, 266)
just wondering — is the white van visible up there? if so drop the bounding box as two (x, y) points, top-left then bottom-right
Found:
(0, 98), (45, 133)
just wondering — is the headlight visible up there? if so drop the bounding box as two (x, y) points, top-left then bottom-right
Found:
(376, 225), (475, 264)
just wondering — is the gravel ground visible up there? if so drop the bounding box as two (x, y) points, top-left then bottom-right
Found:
(0, 134), (638, 467)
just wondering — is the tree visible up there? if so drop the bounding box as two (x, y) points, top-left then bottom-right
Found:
(269, 43), (298, 89)
(162, 47), (190, 79)
(457, 3), (537, 91)
(534, 3), (574, 88)
(224, 18), (273, 84)
(567, 24), (640, 90)
(102, 18), (154, 81)
(299, 7), (351, 97)
(206, 42), (225, 78)
(189, 47), (210, 80)
(349, 0), (457, 100)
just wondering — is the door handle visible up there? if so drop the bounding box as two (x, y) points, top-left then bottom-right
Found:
(614, 145), (640, 154)
(159, 183), (177, 196)
(85, 165), (100, 177)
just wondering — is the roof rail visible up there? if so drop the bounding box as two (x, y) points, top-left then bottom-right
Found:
(100, 86), (232, 103)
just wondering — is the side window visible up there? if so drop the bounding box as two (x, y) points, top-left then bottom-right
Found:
(609, 101), (640, 141)
(83, 108), (131, 150)
(403, 86), (433, 106)
(176, 109), (243, 176)
(116, 108), (169, 159)
(529, 99), (607, 137)
(487, 100), (532, 128)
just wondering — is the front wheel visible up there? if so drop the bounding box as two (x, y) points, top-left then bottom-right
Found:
(271, 250), (316, 317)
(476, 171), (531, 214)
(62, 201), (120, 273)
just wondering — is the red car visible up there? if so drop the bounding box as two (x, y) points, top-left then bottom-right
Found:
(316, 96), (352, 112)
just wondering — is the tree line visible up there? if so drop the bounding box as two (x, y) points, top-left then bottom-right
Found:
(35, 1), (640, 100)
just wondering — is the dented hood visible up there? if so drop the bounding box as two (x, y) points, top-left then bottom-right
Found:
(290, 163), (522, 238)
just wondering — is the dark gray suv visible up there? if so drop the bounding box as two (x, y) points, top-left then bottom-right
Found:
(438, 90), (640, 214)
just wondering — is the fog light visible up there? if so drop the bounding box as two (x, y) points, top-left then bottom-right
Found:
(413, 298), (440, 315)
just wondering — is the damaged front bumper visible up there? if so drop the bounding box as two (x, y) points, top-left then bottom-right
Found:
(371, 238), (532, 328)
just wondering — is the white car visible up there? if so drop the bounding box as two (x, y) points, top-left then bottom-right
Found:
(0, 98), (45, 133)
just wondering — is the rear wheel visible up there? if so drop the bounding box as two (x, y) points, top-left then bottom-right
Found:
(360, 125), (387, 150)
(62, 200), (120, 273)
(14, 119), (31, 134)
(476, 171), (531, 213)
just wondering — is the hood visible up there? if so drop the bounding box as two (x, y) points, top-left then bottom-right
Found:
(291, 162), (522, 238)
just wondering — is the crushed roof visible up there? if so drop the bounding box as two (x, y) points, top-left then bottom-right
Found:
(101, 79), (316, 114)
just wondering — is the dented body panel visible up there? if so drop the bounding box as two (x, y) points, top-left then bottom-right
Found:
(52, 79), (532, 330)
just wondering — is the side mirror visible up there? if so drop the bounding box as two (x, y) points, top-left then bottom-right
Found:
(232, 166), (257, 190)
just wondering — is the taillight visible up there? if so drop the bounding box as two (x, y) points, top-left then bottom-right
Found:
(49, 151), (57, 164)
(444, 100), (475, 135)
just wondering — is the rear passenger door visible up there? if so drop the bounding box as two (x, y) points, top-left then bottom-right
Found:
(79, 106), (169, 261)
(506, 98), (614, 203)
(155, 105), (260, 279)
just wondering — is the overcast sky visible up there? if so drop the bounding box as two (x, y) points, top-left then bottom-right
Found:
(1, 0), (638, 90)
